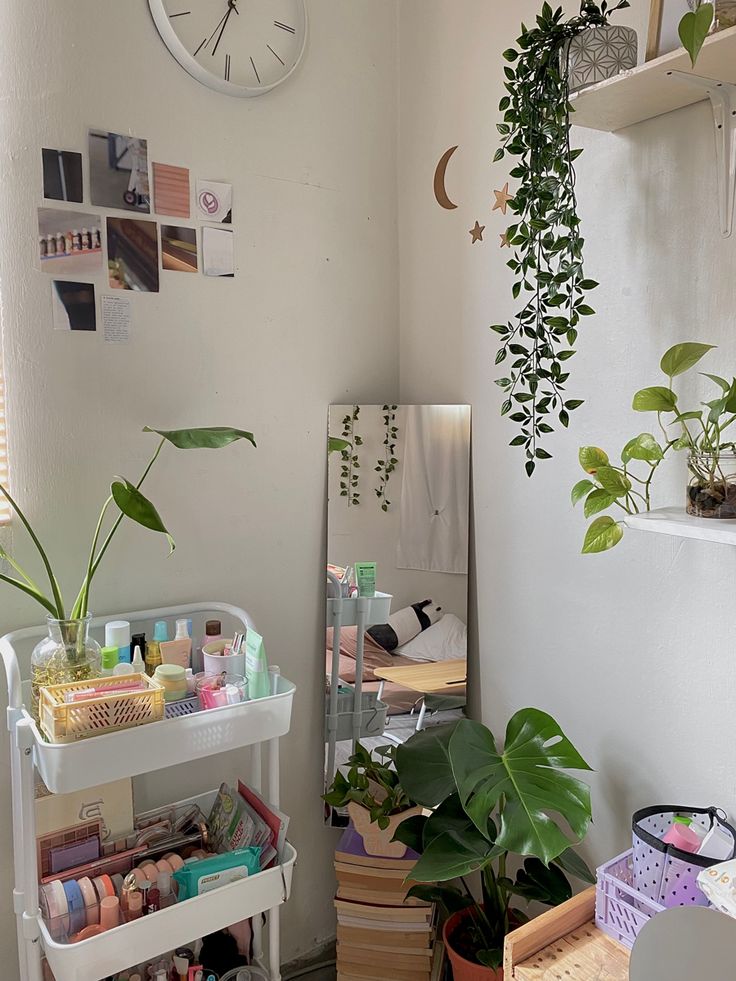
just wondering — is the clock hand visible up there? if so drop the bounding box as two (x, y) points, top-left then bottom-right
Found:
(204, 8), (230, 49)
(212, 0), (238, 56)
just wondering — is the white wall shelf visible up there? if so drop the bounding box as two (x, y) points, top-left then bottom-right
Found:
(570, 25), (736, 132)
(625, 506), (736, 545)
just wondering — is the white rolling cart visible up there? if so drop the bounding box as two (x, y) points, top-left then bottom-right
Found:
(325, 577), (392, 788)
(1, 602), (296, 981)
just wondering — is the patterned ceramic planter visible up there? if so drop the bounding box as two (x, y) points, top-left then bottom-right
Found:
(565, 25), (638, 93)
(347, 802), (423, 858)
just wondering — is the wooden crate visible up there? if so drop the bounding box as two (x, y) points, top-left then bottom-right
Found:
(503, 888), (630, 980)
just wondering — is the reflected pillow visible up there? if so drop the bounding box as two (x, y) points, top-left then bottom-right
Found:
(395, 613), (467, 662)
(367, 600), (442, 652)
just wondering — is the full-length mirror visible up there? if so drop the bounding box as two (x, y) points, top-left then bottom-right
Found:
(325, 404), (471, 821)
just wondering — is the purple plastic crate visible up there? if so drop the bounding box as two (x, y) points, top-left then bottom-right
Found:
(596, 849), (665, 949)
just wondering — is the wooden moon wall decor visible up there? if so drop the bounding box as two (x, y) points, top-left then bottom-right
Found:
(433, 145), (459, 210)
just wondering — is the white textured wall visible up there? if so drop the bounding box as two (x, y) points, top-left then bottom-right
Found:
(0, 0), (398, 967)
(399, 0), (736, 874)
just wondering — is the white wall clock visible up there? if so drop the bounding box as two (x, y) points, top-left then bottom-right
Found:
(148, 0), (307, 97)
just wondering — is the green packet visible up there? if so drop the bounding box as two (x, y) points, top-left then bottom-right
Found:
(173, 846), (262, 900)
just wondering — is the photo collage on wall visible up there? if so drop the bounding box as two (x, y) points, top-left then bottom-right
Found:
(39, 133), (236, 335)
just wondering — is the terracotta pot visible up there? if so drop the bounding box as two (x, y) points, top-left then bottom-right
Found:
(347, 802), (422, 858)
(443, 908), (504, 981)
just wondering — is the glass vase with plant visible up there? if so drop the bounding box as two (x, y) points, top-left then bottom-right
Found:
(571, 341), (736, 553)
(391, 710), (594, 979)
(0, 426), (255, 714)
(323, 742), (421, 858)
(492, 1), (631, 475)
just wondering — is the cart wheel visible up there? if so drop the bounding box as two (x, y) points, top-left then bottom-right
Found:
(123, 191), (137, 206)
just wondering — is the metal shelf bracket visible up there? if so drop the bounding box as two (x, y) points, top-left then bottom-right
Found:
(668, 70), (736, 238)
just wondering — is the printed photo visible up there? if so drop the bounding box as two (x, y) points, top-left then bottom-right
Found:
(38, 208), (103, 276)
(162, 225), (198, 273)
(51, 281), (96, 332)
(153, 163), (190, 218)
(89, 130), (150, 213)
(107, 217), (159, 292)
(196, 179), (232, 224)
(202, 226), (234, 278)
(42, 149), (83, 203)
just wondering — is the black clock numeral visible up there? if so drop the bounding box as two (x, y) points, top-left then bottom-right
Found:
(170, 11), (191, 17)
(194, 37), (207, 57)
(274, 20), (296, 34)
(267, 44), (285, 66)
(250, 56), (261, 84)
(225, 54), (231, 81)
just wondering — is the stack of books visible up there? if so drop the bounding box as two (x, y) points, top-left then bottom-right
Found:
(334, 825), (444, 981)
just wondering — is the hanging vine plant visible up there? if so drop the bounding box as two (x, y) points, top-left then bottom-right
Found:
(374, 405), (399, 512)
(491, 1), (629, 476)
(340, 406), (363, 506)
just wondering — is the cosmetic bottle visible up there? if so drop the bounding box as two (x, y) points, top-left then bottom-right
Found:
(146, 621), (168, 676)
(145, 879), (160, 915)
(127, 892), (143, 921)
(194, 620), (222, 674)
(132, 632), (146, 659)
(160, 619), (192, 669)
(99, 895), (120, 931)
(131, 645), (145, 674)
(105, 620), (131, 663)
(100, 646), (119, 677)
(157, 870), (175, 909)
(270, 664), (281, 696)
(139, 880), (151, 914)
(113, 661), (135, 676)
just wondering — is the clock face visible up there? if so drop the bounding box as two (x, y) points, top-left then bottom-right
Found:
(149, 0), (307, 97)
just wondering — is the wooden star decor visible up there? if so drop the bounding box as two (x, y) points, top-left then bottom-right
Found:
(493, 182), (514, 215)
(499, 231), (511, 248)
(469, 221), (485, 244)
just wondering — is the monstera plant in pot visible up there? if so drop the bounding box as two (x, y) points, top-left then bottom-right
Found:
(323, 742), (422, 859)
(393, 710), (594, 981)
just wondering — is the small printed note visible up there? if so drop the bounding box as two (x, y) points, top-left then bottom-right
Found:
(101, 295), (131, 344)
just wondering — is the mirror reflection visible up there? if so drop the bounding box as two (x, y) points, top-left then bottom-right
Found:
(325, 404), (471, 822)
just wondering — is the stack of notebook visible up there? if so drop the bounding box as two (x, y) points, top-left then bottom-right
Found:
(334, 825), (444, 981)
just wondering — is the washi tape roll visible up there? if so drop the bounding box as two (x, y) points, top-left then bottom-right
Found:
(40, 880), (68, 940)
(163, 852), (185, 872)
(139, 861), (159, 883)
(110, 873), (125, 897)
(93, 874), (115, 902)
(62, 879), (86, 936)
(77, 876), (98, 926)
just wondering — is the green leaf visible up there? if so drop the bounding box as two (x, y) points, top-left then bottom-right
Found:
(632, 387), (678, 412)
(392, 814), (427, 854)
(449, 713), (592, 865)
(143, 426), (256, 449)
(409, 829), (497, 883)
(582, 516), (623, 554)
(621, 433), (664, 464)
(678, 2), (714, 67)
(512, 857), (572, 907)
(554, 847), (596, 885)
(701, 373), (730, 392)
(571, 479), (594, 506)
(395, 722), (461, 807)
(328, 437), (351, 454)
(660, 342), (715, 378)
(477, 949), (504, 970)
(111, 480), (175, 554)
(405, 884), (475, 916)
(584, 489), (617, 518)
(579, 446), (609, 474)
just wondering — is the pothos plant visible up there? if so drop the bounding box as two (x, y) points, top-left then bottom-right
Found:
(572, 341), (736, 553)
(0, 427), (255, 620)
(679, 2), (714, 67)
(492, 1), (630, 476)
(374, 404), (398, 512)
(340, 406), (362, 507)
(323, 742), (416, 830)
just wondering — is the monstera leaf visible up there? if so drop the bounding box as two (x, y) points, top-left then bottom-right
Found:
(143, 426), (256, 449)
(395, 721), (460, 807)
(449, 711), (592, 866)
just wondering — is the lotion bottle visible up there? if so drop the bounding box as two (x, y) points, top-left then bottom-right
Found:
(160, 619), (192, 669)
